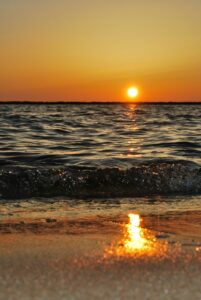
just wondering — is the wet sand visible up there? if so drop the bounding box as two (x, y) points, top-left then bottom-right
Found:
(0, 206), (201, 300)
(0, 233), (201, 300)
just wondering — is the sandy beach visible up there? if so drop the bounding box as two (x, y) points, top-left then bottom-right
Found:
(0, 199), (201, 300)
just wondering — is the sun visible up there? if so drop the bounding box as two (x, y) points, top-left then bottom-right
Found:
(127, 87), (139, 99)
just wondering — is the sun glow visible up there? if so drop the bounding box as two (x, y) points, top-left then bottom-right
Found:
(127, 87), (139, 99)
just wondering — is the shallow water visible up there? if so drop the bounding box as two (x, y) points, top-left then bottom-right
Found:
(1, 195), (201, 221)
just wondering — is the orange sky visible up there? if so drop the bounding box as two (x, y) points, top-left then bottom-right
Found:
(1, 1), (201, 102)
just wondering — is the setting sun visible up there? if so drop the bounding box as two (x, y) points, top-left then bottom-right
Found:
(127, 87), (139, 99)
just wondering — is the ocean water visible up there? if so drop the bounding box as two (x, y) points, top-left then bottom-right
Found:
(0, 103), (201, 199)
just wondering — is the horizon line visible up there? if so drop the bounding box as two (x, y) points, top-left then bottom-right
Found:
(0, 100), (201, 105)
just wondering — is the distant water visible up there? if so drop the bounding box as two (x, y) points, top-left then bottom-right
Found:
(0, 103), (201, 199)
(0, 103), (201, 167)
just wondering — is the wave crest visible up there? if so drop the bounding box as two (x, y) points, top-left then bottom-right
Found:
(0, 162), (201, 199)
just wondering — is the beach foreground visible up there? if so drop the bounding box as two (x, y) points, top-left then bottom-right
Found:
(0, 198), (201, 300)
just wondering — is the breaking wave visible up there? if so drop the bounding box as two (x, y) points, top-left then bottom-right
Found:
(0, 161), (201, 199)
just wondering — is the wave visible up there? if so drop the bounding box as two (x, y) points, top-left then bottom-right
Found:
(0, 161), (201, 199)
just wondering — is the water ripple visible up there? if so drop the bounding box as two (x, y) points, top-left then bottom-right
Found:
(0, 103), (200, 168)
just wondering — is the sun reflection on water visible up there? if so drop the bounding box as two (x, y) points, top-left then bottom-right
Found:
(124, 213), (148, 251)
(105, 213), (167, 258)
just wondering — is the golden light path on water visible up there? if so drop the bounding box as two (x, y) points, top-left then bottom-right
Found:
(105, 213), (168, 258)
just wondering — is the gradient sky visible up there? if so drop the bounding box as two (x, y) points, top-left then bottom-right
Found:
(1, 0), (201, 101)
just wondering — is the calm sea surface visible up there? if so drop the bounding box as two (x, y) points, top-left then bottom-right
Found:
(0, 103), (200, 168)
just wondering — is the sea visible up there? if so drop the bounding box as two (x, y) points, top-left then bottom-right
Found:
(0, 103), (201, 220)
